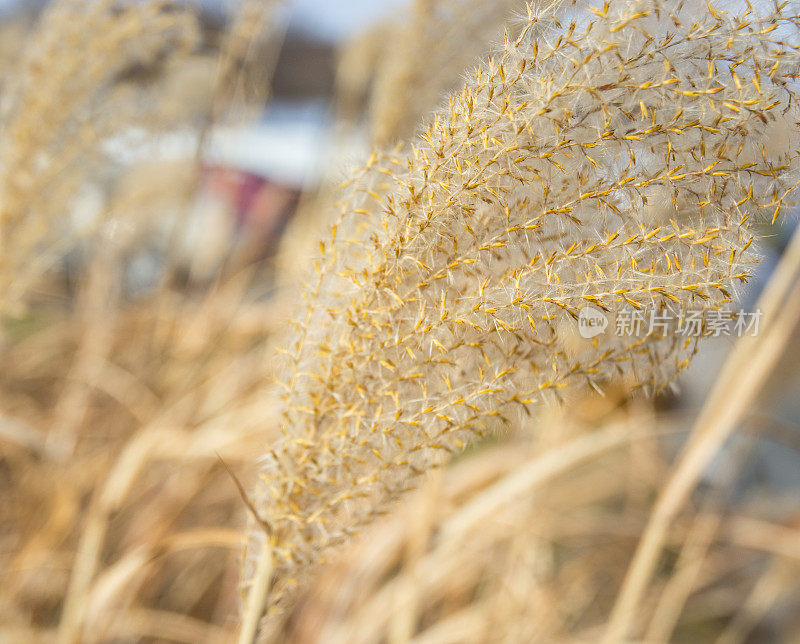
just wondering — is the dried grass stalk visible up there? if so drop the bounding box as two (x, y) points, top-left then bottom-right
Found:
(0, 0), (198, 315)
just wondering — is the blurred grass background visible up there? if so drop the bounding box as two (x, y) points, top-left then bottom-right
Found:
(0, 1), (800, 643)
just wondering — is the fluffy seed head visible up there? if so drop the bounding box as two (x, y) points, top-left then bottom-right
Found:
(244, 0), (800, 626)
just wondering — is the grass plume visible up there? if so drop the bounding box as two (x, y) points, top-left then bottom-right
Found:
(242, 0), (800, 633)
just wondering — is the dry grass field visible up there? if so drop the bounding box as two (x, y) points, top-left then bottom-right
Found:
(2, 1), (800, 643)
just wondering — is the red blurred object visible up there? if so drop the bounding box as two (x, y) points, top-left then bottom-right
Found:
(202, 164), (300, 262)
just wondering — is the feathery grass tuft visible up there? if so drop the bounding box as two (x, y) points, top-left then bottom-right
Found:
(242, 0), (800, 633)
